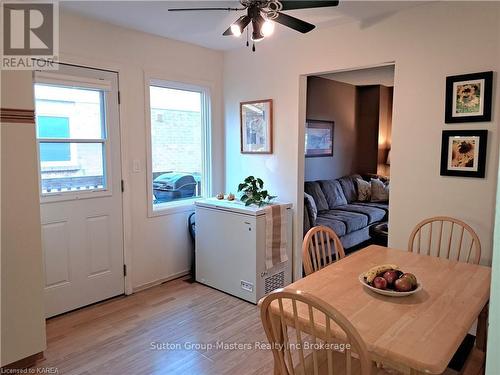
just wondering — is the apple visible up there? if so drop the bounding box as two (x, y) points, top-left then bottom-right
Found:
(382, 270), (399, 286)
(373, 276), (388, 290)
(394, 277), (413, 292)
(401, 273), (417, 288)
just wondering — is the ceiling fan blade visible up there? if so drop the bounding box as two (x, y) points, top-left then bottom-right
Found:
(223, 15), (251, 36)
(168, 7), (244, 12)
(279, 1), (339, 11)
(273, 12), (315, 33)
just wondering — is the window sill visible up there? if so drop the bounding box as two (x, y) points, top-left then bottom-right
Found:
(40, 188), (111, 204)
(41, 163), (80, 172)
(148, 198), (200, 218)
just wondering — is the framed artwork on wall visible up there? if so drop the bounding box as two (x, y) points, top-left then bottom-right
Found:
(305, 120), (334, 157)
(240, 99), (273, 154)
(445, 71), (493, 123)
(440, 130), (488, 178)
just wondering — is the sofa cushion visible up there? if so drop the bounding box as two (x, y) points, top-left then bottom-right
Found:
(315, 216), (347, 237)
(303, 199), (312, 236)
(304, 193), (317, 222)
(317, 210), (367, 234)
(338, 175), (361, 203)
(356, 202), (389, 212)
(304, 181), (329, 211)
(319, 180), (347, 208)
(334, 204), (386, 224)
(326, 210), (368, 233)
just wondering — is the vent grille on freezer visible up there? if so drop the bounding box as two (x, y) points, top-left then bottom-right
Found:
(264, 271), (285, 294)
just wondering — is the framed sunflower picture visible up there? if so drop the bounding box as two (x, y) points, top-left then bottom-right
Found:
(440, 130), (488, 178)
(445, 71), (493, 123)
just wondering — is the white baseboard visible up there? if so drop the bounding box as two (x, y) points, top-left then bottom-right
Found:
(132, 270), (191, 293)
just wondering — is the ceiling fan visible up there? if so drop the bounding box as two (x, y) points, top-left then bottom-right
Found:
(169, 0), (339, 51)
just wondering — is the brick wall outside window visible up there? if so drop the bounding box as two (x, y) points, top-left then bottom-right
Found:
(151, 108), (202, 175)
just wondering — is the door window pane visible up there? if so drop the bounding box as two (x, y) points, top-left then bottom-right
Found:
(34, 83), (108, 196)
(37, 116), (70, 138)
(39, 143), (105, 194)
(39, 142), (71, 162)
(150, 86), (203, 206)
(34, 84), (105, 139)
(38, 116), (71, 162)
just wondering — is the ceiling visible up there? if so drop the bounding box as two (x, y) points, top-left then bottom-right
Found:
(320, 65), (395, 87)
(61, 1), (421, 51)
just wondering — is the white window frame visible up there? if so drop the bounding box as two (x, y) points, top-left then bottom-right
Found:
(145, 79), (212, 217)
(34, 72), (113, 203)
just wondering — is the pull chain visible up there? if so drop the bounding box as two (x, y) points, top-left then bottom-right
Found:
(246, 27), (249, 47)
(252, 42), (256, 52)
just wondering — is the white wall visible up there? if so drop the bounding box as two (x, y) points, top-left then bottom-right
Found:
(1, 71), (46, 365)
(59, 11), (224, 290)
(224, 2), (500, 279)
(486, 19), (500, 365)
(487, 163), (500, 372)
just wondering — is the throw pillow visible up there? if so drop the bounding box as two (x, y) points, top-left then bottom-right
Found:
(304, 192), (318, 222)
(319, 180), (348, 209)
(371, 178), (389, 202)
(356, 178), (371, 202)
(304, 181), (329, 211)
(338, 175), (360, 203)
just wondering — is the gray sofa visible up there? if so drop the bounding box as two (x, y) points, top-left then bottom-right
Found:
(304, 174), (389, 250)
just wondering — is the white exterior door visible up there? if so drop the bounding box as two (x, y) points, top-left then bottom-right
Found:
(34, 64), (124, 317)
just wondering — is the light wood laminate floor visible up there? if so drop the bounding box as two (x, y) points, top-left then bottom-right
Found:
(36, 277), (274, 375)
(35, 277), (459, 375)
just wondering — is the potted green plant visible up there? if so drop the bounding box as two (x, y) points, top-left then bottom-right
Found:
(237, 176), (277, 207)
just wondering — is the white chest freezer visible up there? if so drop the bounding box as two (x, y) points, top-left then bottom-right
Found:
(195, 198), (293, 304)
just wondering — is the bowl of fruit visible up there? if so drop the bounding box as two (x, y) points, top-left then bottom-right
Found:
(359, 264), (421, 297)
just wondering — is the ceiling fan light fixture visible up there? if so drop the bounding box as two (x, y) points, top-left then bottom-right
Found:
(261, 19), (275, 37)
(230, 23), (242, 37)
(251, 32), (264, 42)
(251, 13), (265, 42)
(177, 0), (340, 49)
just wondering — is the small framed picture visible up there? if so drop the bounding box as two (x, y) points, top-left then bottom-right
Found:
(305, 120), (334, 157)
(240, 99), (273, 154)
(445, 71), (493, 123)
(440, 130), (488, 178)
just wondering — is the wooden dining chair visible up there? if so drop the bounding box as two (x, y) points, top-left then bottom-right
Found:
(302, 226), (345, 276)
(260, 289), (375, 375)
(408, 216), (481, 264)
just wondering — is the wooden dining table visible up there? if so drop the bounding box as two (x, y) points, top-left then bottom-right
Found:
(272, 245), (491, 375)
